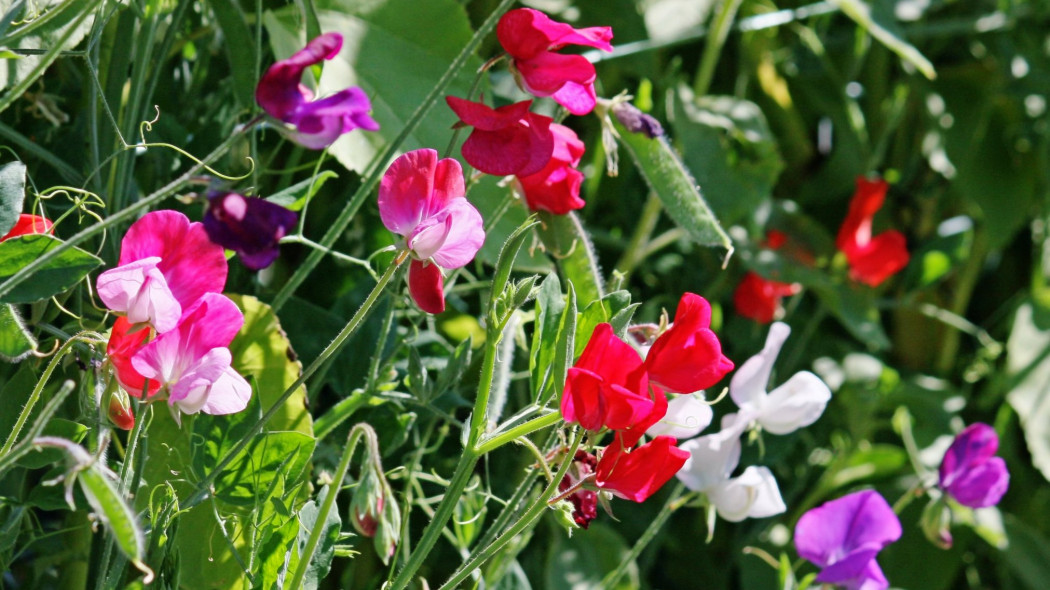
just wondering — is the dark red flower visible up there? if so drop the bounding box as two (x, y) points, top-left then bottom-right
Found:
(496, 8), (612, 115)
(836, 177), (910, 287)
(733, 272), (801, 324)
(515, 123), (585, 214)
(408, 259), (445, 315)
(446, 97), (554, 177)
(1, 214), (53, 241)
(595, 434), (688, 502)
(644, 293), (734, 394)
(559, 450), (599, 528)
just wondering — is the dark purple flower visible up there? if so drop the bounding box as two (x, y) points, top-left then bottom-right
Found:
(255, 32), (379, 149)
(939, 423), (1010, 508)
(204, 192), (298, 270)
(795, 490), (901, 590)
(612, 102), (664, 138)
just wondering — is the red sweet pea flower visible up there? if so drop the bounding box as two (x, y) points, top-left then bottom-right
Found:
(496, 8), (613, 115)
(836, 177), (910, 287)
(1, 214), (53, 241)
(559, 450), (599, 528)
(561, 323), (655, 434)
(445, 97), (554, 177)
(106, 316), (160, 399)
(644, 293), (734, 394)
(733, 272), (801, 324)
(515, 123), (586, 214)
(595, 434), (688, 502)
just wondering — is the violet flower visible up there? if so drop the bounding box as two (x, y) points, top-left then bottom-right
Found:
(256, 32), (379, 149)
(795, 490), (901, 590)
(204, 192), (298, 270)
(938, 423), (1010, 508)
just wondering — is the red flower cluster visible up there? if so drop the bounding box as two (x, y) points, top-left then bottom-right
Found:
(559, 293), (732, 509)
(444, 9), (612, 215)
(836, 177), (910, 287)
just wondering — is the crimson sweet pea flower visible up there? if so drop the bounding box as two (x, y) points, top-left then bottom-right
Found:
(256, 32), (379, 149)
(644, 293), (734, 394)
(733, 271), (801, 324)
(515, 123), (586, 214)
(496, 8), (613, 115)
(1, 214), (53, 241)
(561, 323), (656, 438)
(203, 191), (298, 270)
(938, 423), (1009, 508)
(378, 149), (485, 314)
(106, 316), (161, 399)
(836, 177), (910, 287)
(595, 434), (688, 503)
(445, 97), (554, 176)
(558, 450), (599, 528)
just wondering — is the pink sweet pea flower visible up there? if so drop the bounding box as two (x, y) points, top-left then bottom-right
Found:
(938, 423), (1009, 508)
(256, 32), (379, 149)
(1, 214), (54, 241)
(515, 123), (586, 214)
(131, 293), (251, 417)
(378, 149), (485, 314)
(595, 434), (688, 503)
(445, 97), (554, 177)
(96, 210), (227, 333)
(561, 323), (657, 442)
(644, 293), (734, 394)
(496, 8), (613, 115)
(836, 177), (910, 287)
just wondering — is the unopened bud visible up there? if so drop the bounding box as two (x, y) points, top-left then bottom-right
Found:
(107, 387), (135, 430)
(612, 102), (664, 138)
(921, 495), (953, 549)
(350, 466), (384, 538)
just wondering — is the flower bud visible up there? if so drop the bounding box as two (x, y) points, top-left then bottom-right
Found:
(612, 102), (664, 138)
(350, 465), (384, 538)
(921, 496), (953, 549)
(107, 386), (135, 431)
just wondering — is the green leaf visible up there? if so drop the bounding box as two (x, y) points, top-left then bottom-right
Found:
(544, 522), (639, 590)
(292, 486), (342, 590)
(264, 0), (480, 172)
(1002, 516), (1050, 590)
(265, 170), (338, 211)
(574, 290), (635, 358)
(613, 107), (732, 254)
(671, 88), (784, 227)
(830, 0), (936, 80)
(0, 235), (101, 303)
(0, 303), (36, 361)
(0, 160), (26, 235)
(1006, 301), (1050, 483)
(209, 0), (257, 110)
(535, 211), (604, 307)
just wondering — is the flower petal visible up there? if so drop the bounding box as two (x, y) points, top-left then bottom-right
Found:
(756, 371), (831, 435)
(730, 321), (790, 408)
(408, 259), (445, 314)
(645, 393), (712, 439)
(96, 257), (182, 333)
(428, 199), (484, 269)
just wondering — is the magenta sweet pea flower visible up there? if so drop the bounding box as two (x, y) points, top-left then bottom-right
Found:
(96, 211), (228, 333)
(795, 490), (902, 590)
(378, 148), (484, 314)
(204, 191), (298, 270)
(256, 32), (379, 149)
(496, 8), (613, 115)
(131, 293), (251, 418)
(445, 97), (554, 177)
(938, 423), (1010, 508)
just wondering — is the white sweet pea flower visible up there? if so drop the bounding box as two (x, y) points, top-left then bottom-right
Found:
(645, 394), (713, 439)
(676, 414), (785, 522)
(730, 322), (832, 435)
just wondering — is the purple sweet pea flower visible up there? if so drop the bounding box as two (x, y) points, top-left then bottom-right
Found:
(939, 423), (1010, 508)
(256, 32), (379, 149)
(204, 192), (298, 270)
(795, 490), (901, 590)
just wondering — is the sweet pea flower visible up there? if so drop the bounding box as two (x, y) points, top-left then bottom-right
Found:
(96, 211), (228, 334)
(1, 214), (54, 241)
(496, 8), (613, 115)
(203, 191), (298, 270)
(131, 293), (251, 418)
(558, 450), (599, 528)
(445, 97), (554, 176)
(595, 434), (688, 503)
(378, 149), (484, 314)
(730, 322), (831, 435)
(561, 323), (657, 442)
(938, 423), (1009, 508)
(732, 271), (801, 324)
(836, 177), (910, 287)
(107, 316), (161, 399)
(256, 32), (379, 149)
(645, 393), (713, 439)
(515, 123), (586, 214)
(676, 416), (786, 522)
(644, 293), (734, 394)
(795, 490), (902, 590)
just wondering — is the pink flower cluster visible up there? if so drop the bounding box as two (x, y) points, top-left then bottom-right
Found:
(96, 211), (251, 423)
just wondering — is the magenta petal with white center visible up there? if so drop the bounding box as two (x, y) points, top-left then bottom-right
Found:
(96, 256), (182, 333)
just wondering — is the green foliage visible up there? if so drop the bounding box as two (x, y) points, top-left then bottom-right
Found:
(0, 235), (101, 303)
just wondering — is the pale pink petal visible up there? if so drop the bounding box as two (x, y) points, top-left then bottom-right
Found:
(429, 199), (484, 269)
(169, 347), (233, 414)
(409, 214), (453, 261)
(96, 257), (182, 333)
(201, 366), (253, 415)
(379, 149), (437, 236)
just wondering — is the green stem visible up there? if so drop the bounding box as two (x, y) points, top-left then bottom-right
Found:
(0, 121), (259, 301)
(182, 252), (406, 510)
(693, 0), (745, 96)
(473, 411), (562, 455)
(313, 391), (370, 441)
(436, 430), (583, 590)
(270, 0), (520, 312)
(599, 483), (684, 588)
(287, 425), (370, 589)
(613, 193), (663, 279)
